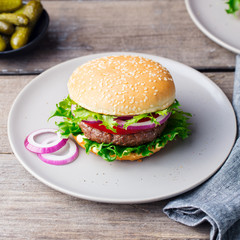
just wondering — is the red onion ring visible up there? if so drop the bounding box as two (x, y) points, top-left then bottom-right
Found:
(82, 118), (102, 124)
(115, 115), (134, 120)
(37, 139), (79, 165)
(24, 129), (68, 154)
(81, 113), (171, 131)
(117, 112), (171, 131)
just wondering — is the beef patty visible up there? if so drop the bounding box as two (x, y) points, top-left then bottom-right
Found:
(79, 121), (167, 147)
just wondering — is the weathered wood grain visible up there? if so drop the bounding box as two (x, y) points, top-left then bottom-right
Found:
(0, 153), (210, 240)
(0, 0), (235, 74)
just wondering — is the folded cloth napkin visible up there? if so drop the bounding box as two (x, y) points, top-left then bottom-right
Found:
(163, 55), (240, 240)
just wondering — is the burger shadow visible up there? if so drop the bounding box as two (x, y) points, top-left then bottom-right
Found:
(149, 139), (186, 162)
(111, 135), (195, 167)
(146, 126), (196, 163)
(144, 113), (196, 163)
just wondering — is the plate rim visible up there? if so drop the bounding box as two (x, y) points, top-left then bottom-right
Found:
(185, 0), (240, 55)
(7, 52), (237, 204)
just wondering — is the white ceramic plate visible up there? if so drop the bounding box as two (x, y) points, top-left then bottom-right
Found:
(8, 52), (236, 204)
(185, 0), (240, 54)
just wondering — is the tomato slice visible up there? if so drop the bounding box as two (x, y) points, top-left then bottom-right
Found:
(83, 122), (141, 135)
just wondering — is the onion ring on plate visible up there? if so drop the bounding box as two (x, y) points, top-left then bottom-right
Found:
(24, 128), (68, 154)
(37, 139), (79, 165)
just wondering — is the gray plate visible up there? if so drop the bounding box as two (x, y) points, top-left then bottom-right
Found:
(8, 52), (236, 203)
(185, 0), (240, 54)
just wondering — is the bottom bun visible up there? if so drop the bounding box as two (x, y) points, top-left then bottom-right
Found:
(73, 135), (163, 161)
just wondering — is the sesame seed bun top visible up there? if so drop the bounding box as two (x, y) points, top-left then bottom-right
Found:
(67, 55), (175, 116)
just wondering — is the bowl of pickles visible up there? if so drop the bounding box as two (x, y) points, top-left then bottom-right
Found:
(0, 0), (49, 56)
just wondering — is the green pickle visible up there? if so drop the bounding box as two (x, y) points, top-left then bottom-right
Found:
(0, 20), (14, 35)
(0, 0), (22, 13)
(0, 13), (29, 26)
(14, 4), (26, 14)
(0, 34), (9, 51)
(10, 0), (43, 50)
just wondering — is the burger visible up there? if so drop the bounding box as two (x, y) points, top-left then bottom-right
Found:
(49, 55), (191, 161)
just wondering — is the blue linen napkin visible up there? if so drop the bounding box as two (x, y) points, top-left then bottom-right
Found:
(163, 55), (240, 240)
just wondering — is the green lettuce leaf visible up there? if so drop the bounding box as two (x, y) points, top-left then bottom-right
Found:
(123, 99), (182, 129)
(81, 108), (191, 162)
(56, 120), (82, 138)
(49, 96), (118, 133)
(49, 96), (183, 135)
(226, 0), (240, 14)
(49, 96), (192, 161)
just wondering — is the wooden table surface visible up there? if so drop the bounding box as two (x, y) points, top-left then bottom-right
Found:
(0, 1), (235, 239)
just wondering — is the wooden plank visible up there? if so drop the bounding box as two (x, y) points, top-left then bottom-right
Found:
(0, 153), (210, 239)
(0, 72), (234, 153)
(0, 0), (235, 74)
